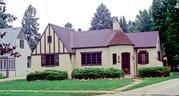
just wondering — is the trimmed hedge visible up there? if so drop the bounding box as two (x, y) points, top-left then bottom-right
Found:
(0, 73), (5, 79)
(139, 67), (170, 78)
(71, 68), (124, 79)
(26, 70), (68, 81)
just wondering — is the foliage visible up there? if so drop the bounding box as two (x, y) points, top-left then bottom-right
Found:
(139, 67), (170, 78)
(127, 9), (155, 32)
(127, 20), (140, 32)
(0, 32), (20, 57)
(119, 16), (128, 32)
(71, 68), (124, 79)
(0, 79), (133, 90)
(26, 70), (68, 81)
(21, 4), (40, 50)
(64, 22), (72, 29)
(90, 3), (113, 30)
(0, 73), (5, 79)
(0, 0), (17, 28)
(152, 0), (179, 66)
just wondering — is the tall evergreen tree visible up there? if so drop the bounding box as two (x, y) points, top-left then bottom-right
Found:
(0, 0), (16, 28)
(64, 22), (72, 29)
(21, 5), (40, 50)
(90, 3), (113, 30)
(119, 16), (128, 32)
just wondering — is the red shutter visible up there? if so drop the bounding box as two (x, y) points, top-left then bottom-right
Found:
(138, 52), (142, 64)
(145, 52), (149, 64)
(54, 54), (59, 66)
(41, 54), (46, 66)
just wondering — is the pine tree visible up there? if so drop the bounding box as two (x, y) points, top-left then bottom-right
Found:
(64, 22), (72, 29)
(21, 5), (40, 50)
(90, 3), (113, 30)
(0, 0), (17, 28)
(119, 16), (128, 32)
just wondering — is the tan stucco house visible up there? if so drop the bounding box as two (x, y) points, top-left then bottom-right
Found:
(0, 27), (31, 77)
(30, 23), (163, 78)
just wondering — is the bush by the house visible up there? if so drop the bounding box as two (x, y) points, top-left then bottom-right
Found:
(0, 73), (5, 79)
(26, 70), (68, 81)
(139, 67), (170, 78)
(71, 68), (124, 79)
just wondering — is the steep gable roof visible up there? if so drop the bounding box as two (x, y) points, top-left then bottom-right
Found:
(126, 31), (159, 48)
(0, 27), (23, 46)
(49, 24), (133, 52)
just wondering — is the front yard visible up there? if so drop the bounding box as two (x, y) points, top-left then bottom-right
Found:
(0, 79), (133, 90)
(0, 91), (98, 96)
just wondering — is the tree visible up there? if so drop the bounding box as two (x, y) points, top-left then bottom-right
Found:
(152, 0), (179, 66)
(21, 5), (40, 50)
(135, 9), (155, 32)
(64, 22), (72, 29)
(127, 20), (140, 32)
(0, 32), (20, 57)
(90, 3), (113, 30)
(78, 28), (82, 32)
(0, 0), (17, 28)
(119, 16), (128, 32)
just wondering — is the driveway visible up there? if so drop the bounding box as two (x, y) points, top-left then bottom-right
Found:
(97, 78), (179, 96)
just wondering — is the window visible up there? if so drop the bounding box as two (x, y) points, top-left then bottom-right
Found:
(81, 52), (102, 65)
(138, 50), (149, 64)
(0, 59), (15, 70)
(48, 36), (52, 43)
(158, 51), (161, 61)
(27, 56), (31, 68)
(20, 40), (24, 48)
(8, 59), (15, 70)
(112, 54), (117, 64)
(41, 54), (59, 66)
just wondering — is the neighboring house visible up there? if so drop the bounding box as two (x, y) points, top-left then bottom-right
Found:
(0, 27), (31, 77)
(30, 23), (163, 78)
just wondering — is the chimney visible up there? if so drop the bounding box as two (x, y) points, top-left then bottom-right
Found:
(112, 18), (123, 32)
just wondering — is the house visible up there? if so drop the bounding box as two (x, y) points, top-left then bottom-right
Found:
(30, 23), (163, 78)
(0, 27), (31, 77)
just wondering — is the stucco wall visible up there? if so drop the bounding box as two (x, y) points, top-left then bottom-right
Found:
(15, 39), (31, 77)
(31, 54), (73, 78)
(74, 45), (135, 76)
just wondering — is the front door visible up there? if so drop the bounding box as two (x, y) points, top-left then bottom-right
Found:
(121, 52), (130, 74)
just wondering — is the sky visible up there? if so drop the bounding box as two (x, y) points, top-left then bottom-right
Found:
(6, 0), (153, 33)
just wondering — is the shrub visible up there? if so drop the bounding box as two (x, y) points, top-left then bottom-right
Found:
(26, 70), (68, 81)
(71, 68), (124, 79)
(139, 67), (170, 78)
(0, 73), (5, 79)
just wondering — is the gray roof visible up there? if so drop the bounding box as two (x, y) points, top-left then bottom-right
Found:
(0, 27), (24, 46)
(126, 31), (159, 48)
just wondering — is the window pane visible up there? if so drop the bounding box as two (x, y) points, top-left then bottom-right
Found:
(113, 54), (117, 64)
(81, 52), (102, 65)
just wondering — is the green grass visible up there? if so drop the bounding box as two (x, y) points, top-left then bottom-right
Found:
(0, 79), (133, 90)
(124, 72), (179, 91)
(0, 91), (97, 96)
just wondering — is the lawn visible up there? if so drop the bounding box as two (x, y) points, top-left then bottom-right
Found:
(0, 91), (98, 96)
(0, 79), (133, 90)
(123, 72), (179, 91)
